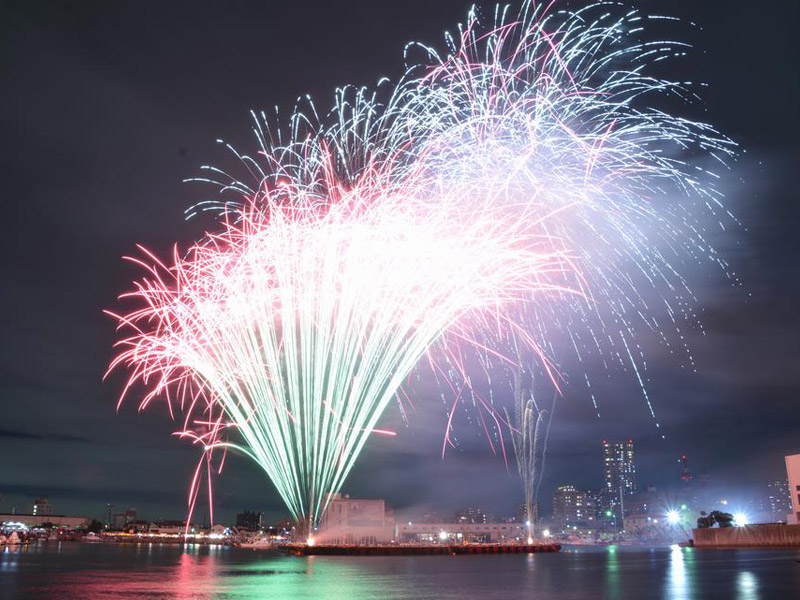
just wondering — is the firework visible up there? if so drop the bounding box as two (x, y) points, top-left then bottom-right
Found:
(110, 160), (572, 528)
(109, 1), (734, 531)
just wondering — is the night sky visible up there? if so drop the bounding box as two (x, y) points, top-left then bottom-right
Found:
(1, 0), (798, 525)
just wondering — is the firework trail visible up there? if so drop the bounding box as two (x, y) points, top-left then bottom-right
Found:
(109, 1), (735, 531)
(504, 363), (555, 540)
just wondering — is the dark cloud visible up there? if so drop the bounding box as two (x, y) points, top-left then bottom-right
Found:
(0, 429), (94, 444)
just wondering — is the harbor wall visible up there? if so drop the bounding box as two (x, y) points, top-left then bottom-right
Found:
(693, 523), (800, 547)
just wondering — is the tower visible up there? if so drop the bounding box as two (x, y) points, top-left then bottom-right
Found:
(602, 439), (636, 529)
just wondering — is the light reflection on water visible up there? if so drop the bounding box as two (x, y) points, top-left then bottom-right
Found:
(667, 544), (691, 599)
(737, 570), (758, 600)
(1, 542), (799, 600)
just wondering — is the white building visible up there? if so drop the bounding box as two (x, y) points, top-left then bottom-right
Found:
(0, 513), (89, 528)
(317, 494), (395, 544)
(785, 454), (800, 524)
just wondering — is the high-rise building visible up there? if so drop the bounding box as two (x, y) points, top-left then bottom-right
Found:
(516, 501), (540, 526)
(551, 485), (596, 530)
(765, 479), (791, 522)
(602, 439), (636, 528)
(32, 496), (53, 516)
(454, 507), (492, 524)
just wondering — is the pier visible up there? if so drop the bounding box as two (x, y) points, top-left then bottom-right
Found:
(281, 543), (561, 556)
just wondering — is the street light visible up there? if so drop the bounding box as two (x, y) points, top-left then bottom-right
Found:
(666, 510), (680, 525)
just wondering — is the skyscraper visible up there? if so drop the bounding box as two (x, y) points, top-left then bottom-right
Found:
(602, 439), (636, 528)
(551, 485), (597, 531)
(766, 479), (791, 522)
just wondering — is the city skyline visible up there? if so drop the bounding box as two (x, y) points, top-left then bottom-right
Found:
(3, 439), (794, 529)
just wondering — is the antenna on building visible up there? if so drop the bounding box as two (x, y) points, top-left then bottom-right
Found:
(679, 454), (693, 484)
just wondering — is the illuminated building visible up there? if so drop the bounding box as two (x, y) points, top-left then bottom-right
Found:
(766, 479), (791, 523)
(454, 507), (492, 524)
(602, 439), (636, 528)
(551, 485), (596, 530)
(317, 494), (395, 544)
(397, 522), (524, 543)
(0, 513), (89, 528)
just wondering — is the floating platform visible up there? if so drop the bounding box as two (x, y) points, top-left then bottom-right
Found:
(281, 543), (561, 556)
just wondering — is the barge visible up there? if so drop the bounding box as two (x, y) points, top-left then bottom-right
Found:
(281, 542), (561, 556)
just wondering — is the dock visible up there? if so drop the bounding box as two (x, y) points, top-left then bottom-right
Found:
(281, 542), (561, 556)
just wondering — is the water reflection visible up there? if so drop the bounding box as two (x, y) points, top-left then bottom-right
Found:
(174, 547), (219, 600)
(1, 544), (22, 573)
(605, 545), (620, 599)
(666, 544), (693, 600)
(3, 543), (799, 599)
(736, 570), (758, 600)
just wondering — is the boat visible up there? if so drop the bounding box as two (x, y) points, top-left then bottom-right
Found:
(6, 532), (22, 546)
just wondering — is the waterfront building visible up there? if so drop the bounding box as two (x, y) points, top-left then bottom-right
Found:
(397, 521), (524, 543)
(124, 520), (152, 533)
(0, 513), (89, 528)
(317, 494), (395, 544)
(235, 510), (264, 531)
(603, 439), (636, 528)
(785, 454), (800, 524)
(112, 508), (137, 530)
(551, 485), (596, 532)
(148, 520), (189, 534)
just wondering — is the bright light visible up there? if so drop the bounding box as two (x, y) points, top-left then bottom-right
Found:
(527, 536), (533, 544)
(542, 529), (551, 538)
(307, 537), (315, 546)
(733, 513), (748, 527)
(525, 520), (531, 527)
(438, 531), (448, 541)
(666, 510), (680, 525)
